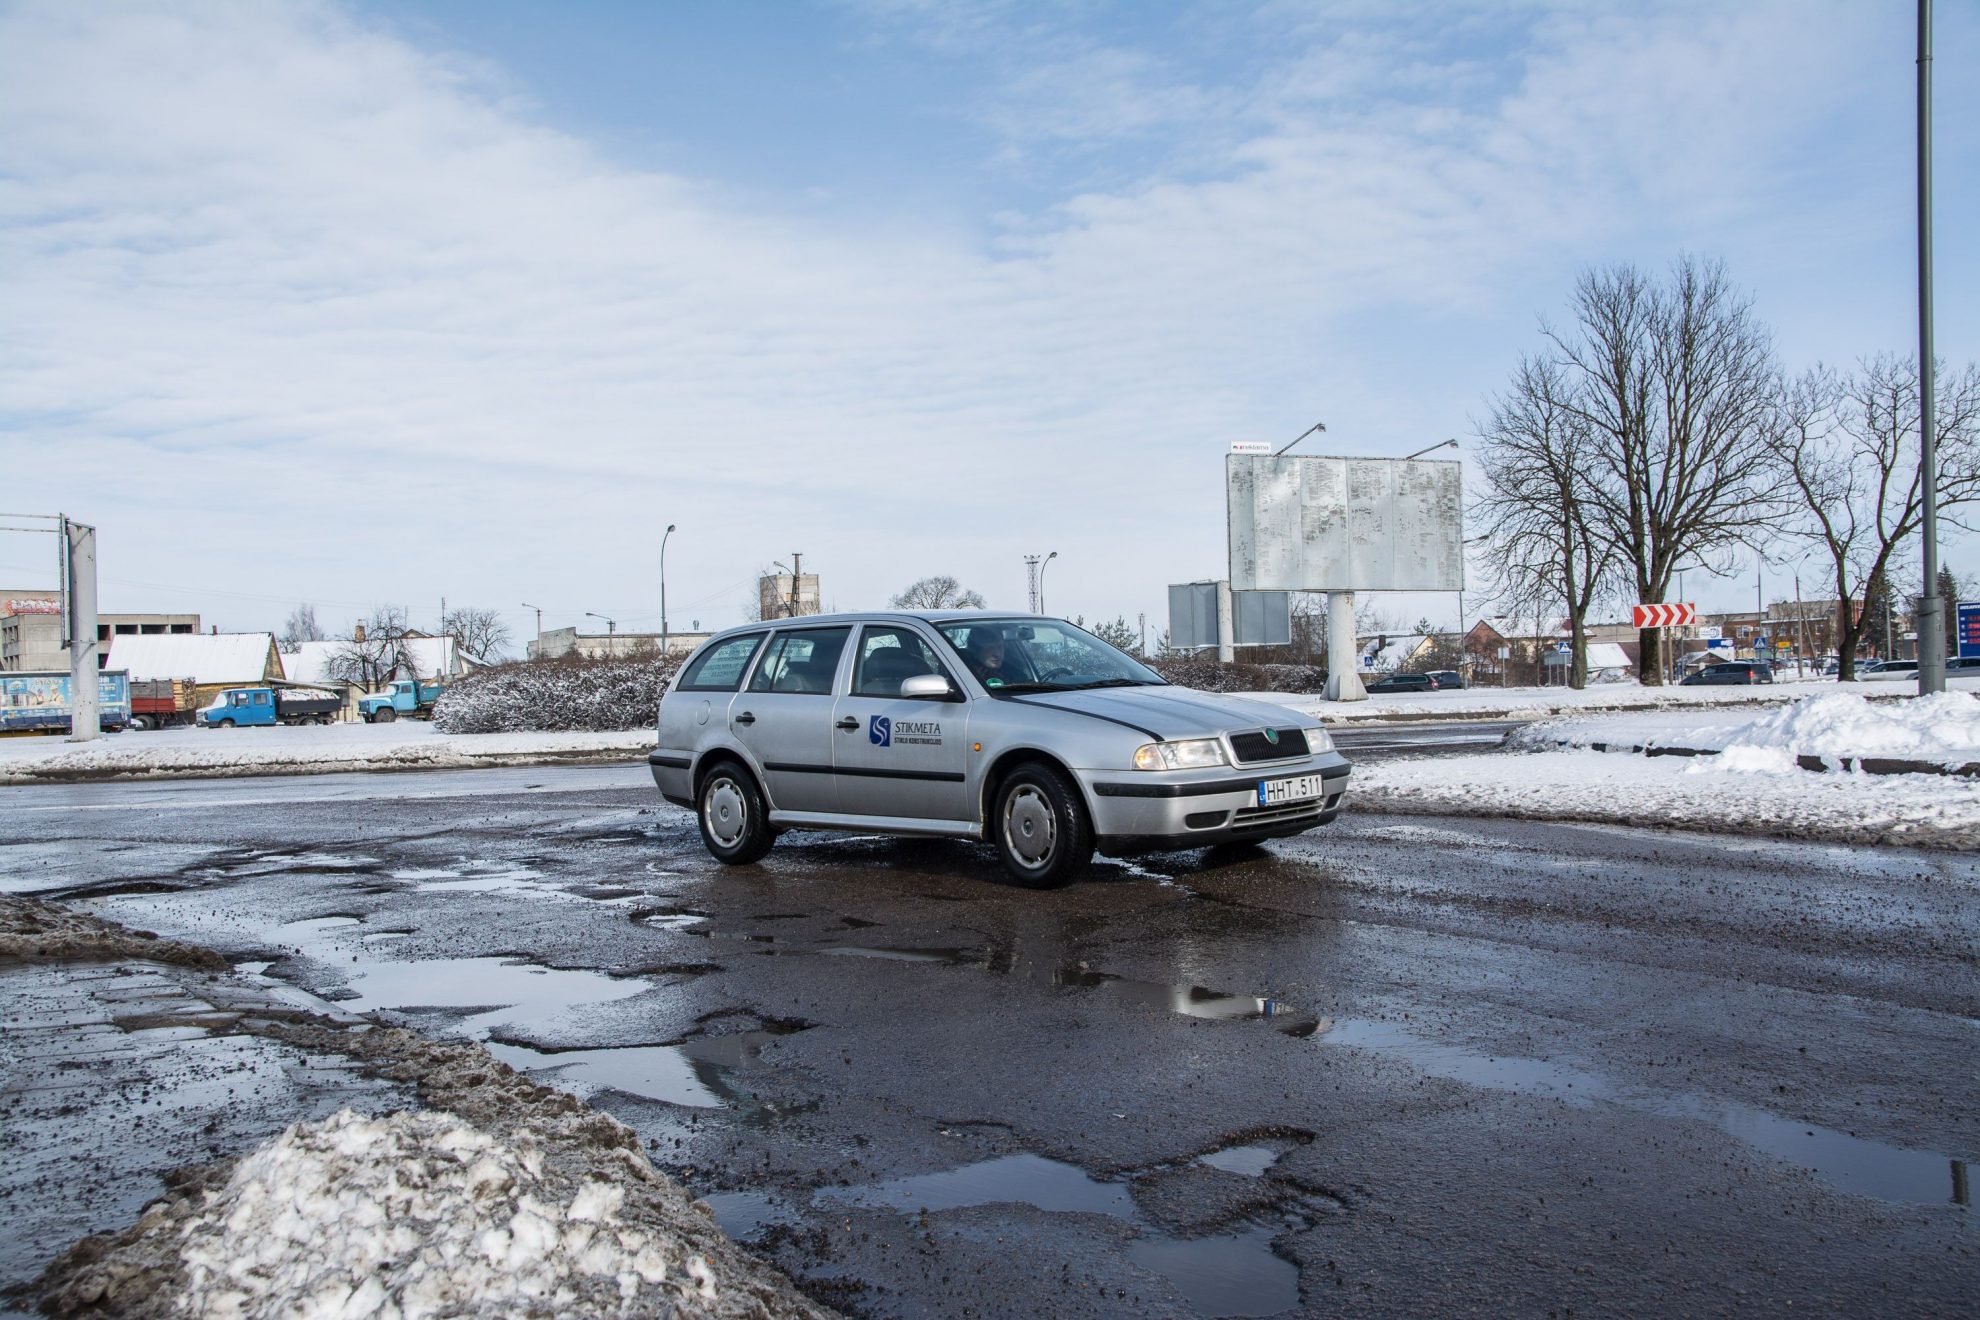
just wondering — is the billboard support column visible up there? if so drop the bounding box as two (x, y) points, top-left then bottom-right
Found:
(1324, 591), (1366, 702)
(64, 517), (99, 742)
(1216, 581), (1235, 664)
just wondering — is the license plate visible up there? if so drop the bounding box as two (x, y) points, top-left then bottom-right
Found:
(1258, 774), (1325, 806)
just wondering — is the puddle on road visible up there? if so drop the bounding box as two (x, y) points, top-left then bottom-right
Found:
(816, 1152), (1299, 1317)
(1326, 1018), (1971, 1207)
(1196, 1145), (1282, 1177)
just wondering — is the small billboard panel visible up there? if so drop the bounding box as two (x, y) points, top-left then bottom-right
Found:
(1167, 582), (1291, 650)
(1960, 601), (1980, 659)
(1227, 455), (1462, 593)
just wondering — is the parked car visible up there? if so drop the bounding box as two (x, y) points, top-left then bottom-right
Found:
(1680, 661), (1775, 686)
(1364, 672), (1438, 694)
(650, 612), (1353, 887)
(1423, 669), (1466, 690)
(1859, 660), (1917, 682)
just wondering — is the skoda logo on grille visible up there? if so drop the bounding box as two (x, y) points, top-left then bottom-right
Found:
(1263, 728), (1280, 745)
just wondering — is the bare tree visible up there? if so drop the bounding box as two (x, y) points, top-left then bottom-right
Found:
(889, 575), (986, 610)
(1474, 355), (1619, 688)
(1552, 256), (1785, 683)
(327, 606), (422, 691)
(279, 603), (325, 651)
(441, 606), (512, 663)
(1769, 355), (1980, 679)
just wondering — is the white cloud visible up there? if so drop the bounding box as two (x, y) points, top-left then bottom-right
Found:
(0, 0), (1968, 634)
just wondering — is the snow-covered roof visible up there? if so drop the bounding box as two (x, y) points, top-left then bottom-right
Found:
(1358, 634), (1430, 672)
(1586, 642), (1632, 671)
(280, 641), (343, 686)
(110, 632), (279, 684)
(280, 636), (478, 684)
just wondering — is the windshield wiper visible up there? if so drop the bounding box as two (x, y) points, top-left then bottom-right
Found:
(1072, 677), (1159, 689)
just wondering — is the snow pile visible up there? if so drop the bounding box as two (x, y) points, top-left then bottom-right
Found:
(434, 654), (685, 734)
(1511, 691), (1980, 773)
(169, 1108), (716, 1317)
(1251, 676), (1851, 723)
(1701, 691), (1980, 773)
(1356, 750), (1980, 850)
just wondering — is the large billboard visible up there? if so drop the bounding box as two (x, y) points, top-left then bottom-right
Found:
(1227, 455), (1463, 593)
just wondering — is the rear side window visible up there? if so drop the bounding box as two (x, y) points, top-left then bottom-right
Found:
(679, 634), (764, 692)
(749, 627), (851, 695)
(853, 626), (952, 697)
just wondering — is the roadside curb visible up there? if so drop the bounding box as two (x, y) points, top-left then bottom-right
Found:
(1575, 741), (1980, 779)
(0, 745), (645, 787)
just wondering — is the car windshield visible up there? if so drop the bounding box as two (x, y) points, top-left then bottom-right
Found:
(936, 619), (1164, 692)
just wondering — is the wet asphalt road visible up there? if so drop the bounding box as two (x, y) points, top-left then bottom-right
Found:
(2, 722), (1975, 1317)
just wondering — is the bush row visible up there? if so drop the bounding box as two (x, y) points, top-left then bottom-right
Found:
(431, 652), (1325, 734)
(432, 652), (686, 734)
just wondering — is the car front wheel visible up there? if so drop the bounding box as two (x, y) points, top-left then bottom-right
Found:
(991, 762), (1092, 888)
(697, 762), (774, 865)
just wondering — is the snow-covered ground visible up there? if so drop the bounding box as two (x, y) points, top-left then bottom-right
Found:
(1246, 677), (1857, 723)
(1357, 750), (1980, 850)
(1359, 692), (1980, 850)
(1511, 691), (1980, 772)
(0, 721), (652, 784)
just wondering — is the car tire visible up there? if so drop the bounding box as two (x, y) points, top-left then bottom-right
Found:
(375, 707), (397, 723)
(991, 761), (1092, 888)
(697, 760), (774, 865)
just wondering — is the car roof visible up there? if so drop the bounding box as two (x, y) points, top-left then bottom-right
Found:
(701, 611), (1052, 640)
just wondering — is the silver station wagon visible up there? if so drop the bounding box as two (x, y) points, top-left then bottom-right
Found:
(649, 612), (1352, 886)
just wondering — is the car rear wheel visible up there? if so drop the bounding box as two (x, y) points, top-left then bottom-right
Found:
(697, 761), (774, 865)
(992, 761), (1092, 888)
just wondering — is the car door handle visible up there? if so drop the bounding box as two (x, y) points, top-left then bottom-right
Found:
(835, 716), (859, 730)
(735, 711), (755, 726)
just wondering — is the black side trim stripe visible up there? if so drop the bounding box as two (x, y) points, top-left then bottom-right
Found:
(763, 761), (966, 784)
(648, 753), (691, 769)
(1092, 773), (1349, 800)
(995, 695), (1164, 741)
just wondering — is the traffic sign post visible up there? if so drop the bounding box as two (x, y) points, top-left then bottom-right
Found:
(1631, 602), (1697, 628)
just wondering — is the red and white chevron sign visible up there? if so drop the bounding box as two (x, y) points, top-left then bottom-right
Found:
(1632, 602), (1697, 628)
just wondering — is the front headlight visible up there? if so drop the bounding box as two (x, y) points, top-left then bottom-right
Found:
(1132, 738), (1227, 771)
(1303, 726), (1333, 755)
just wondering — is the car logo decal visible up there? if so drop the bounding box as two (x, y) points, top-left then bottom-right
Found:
(869, 715), (891, 747)
(1263, 728), (1279, 745)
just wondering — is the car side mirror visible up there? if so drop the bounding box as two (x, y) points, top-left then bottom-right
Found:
(900, 673), (956, 700)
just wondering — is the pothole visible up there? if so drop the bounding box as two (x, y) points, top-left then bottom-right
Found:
(807, 1152), (1300, 1317)
(1325, 1017), (1972, 1206)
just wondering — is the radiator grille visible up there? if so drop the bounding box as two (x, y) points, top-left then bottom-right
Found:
(1229, 729), (1306, 764)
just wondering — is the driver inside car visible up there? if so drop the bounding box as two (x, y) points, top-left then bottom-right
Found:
(965, 629), (1017, 686)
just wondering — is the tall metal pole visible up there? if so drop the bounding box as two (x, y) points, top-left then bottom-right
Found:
(64, 517), (100, 742)
(1917, 0), (1946, 693)
(659, 524), (676, 655)
(1039, 551), (1057, 616)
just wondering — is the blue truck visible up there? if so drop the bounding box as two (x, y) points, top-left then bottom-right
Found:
(358, 678), (447, 723)
(0, 670), (132, 734)
(197, 685), (342, 728)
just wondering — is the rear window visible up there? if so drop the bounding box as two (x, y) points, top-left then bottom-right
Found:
(678, 633), (765, 692)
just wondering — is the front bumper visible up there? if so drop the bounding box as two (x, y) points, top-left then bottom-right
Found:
(1076, 751), (1353, 854)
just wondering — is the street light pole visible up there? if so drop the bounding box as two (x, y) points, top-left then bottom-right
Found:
(521, 602), (541, 656)
(1917, 0), (1946, 693)
(659, 524), (676, 656)
(1039, 551), (1057, 616)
